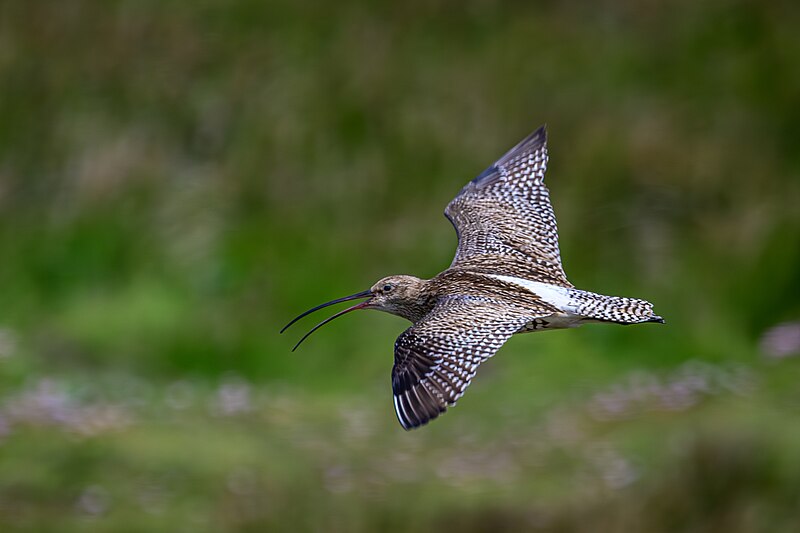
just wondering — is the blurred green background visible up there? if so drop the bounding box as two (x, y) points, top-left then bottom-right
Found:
(2, 0), (800, 531)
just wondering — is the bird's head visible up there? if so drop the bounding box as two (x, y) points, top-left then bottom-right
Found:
(281, 275), (427, 351)
(367, 275), (427, 314)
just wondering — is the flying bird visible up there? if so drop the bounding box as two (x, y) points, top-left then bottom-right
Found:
(282, 126), (664, 430)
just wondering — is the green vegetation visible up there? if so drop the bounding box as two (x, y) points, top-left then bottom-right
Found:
(1, 0), (799, 530)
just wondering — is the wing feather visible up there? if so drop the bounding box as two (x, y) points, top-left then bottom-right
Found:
(445, 126), (572, 287)
(391, 296), (547, 430)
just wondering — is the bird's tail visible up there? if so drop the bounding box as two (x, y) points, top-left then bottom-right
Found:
(568, 289), (664, 325)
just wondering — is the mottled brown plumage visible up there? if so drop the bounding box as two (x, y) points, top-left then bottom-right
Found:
(282, 126), (664, 430)
(446, 127), (570, 286)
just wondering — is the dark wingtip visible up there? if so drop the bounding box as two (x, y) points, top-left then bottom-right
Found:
(471, 164), (498, 185)
(494, 124), (548, 167)
(469, 124), (548, 186)
(650, 316), (666, 324)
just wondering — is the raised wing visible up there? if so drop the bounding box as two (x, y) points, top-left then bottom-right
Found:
(391, 296), (548, 430)
(445, 126), (572, 287)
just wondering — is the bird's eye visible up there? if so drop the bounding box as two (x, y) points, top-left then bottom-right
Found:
(382, 284), (393, 292)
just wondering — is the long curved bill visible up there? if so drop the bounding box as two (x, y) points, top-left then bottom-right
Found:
(280, 290), (373, 351)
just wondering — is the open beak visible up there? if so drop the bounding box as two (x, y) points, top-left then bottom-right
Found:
(280, 290), (373, 351)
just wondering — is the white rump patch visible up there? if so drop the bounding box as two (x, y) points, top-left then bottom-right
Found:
(485, 274), (577, 313)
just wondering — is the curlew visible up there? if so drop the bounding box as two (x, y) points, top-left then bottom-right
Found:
(282, 126), (664, 430)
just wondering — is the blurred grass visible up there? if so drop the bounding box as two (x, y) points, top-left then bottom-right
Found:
(1, 0), (800, 531)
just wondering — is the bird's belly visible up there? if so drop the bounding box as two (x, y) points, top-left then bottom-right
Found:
(516, 313), (583, 333)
